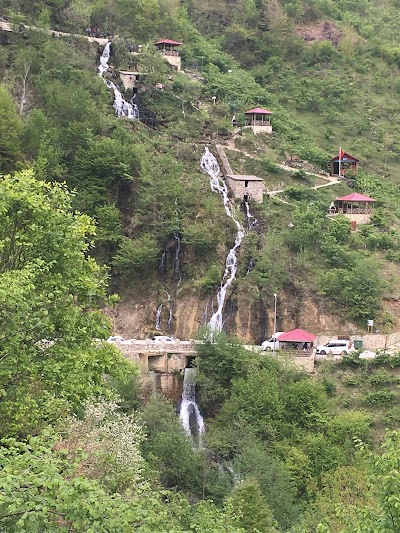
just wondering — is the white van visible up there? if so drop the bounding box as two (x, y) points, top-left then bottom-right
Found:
(315, 339), (354, 358)
(261, 332), (284, 351)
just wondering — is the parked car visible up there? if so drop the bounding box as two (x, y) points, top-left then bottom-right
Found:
(151, 336), (177, 343)
(315, 339), (354, 357)
(107, 335), (131, 344)
(261, 332), (284, 351)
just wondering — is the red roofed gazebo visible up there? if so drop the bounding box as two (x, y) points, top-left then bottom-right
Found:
(155, 39), (183, 55)
(154, 39), (183, 71)
(277, 329), (316, 354)
(244, 107), (273, 134)
(328, 192), (376, 229)
(332, 193), (376, 215)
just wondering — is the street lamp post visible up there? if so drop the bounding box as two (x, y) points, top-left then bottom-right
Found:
(273, 293), (277, 355)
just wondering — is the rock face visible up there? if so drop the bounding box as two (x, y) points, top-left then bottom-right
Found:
(113, 284), (361, 343)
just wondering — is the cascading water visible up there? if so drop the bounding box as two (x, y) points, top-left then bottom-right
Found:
(173, 230), (181, 279)
(200, 147), (245, 333)
(159, 251), (167, 274)
(244, 200), (258, 230)
(155, 304), (163, 330)
(98, 42), (139, 119)
(179, 367), (204, 443)
(167, 308), (173, 332)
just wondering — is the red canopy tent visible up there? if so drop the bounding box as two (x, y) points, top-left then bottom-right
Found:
(278, 329), (316, 342)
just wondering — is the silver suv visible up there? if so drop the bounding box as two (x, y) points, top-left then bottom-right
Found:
(316, 339), (354, 357)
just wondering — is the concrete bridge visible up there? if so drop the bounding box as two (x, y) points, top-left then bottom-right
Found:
(116, 339), (315, 374)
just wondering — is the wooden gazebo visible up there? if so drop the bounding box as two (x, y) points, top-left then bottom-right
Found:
(244, 107), (273, 134)
(154, 39), (182, 56)
(154, 39), (183, 71)
(332, 193), (376, 215)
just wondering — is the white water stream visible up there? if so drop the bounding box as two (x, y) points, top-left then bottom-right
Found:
(99, 42), (139, 119)
(179, 368), (204, 442)
(155, 304), (162, 330)
(200, 147), (246, 333)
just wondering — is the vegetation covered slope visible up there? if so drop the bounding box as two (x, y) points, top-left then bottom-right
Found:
(2, 1), (400, 532)
(2, 0), (400, 334)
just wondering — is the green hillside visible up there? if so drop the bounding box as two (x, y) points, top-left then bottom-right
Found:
(2, 1), (400, 531)
(2, 0), (400, 332)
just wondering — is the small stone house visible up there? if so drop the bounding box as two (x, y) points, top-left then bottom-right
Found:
(119, 71), (142, 92)
(226, 174), (265, 203)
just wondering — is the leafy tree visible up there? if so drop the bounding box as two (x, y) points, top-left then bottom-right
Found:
(319, 257), (386, 322)
(318, 431), (400, 532)
(227, 478), (279, 533)
(0, 170), (133, 437)
(0, 86), (22, 172)
(196, 333), (253, 415)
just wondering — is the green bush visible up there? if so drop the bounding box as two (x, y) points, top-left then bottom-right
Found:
(363, 390), (396, 406)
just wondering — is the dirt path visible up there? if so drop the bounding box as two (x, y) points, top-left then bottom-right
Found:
(0, 20), (109, 45)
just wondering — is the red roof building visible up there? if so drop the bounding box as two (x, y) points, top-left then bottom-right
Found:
(328, 150), (359, 177)
(154, 39), (183, 70)
(244, 107), (273, 134)
(155, 39), (183, 46)
(335, 193), (375, 202)
(328, 192), (376, 229)
(278, 329), (316, 342)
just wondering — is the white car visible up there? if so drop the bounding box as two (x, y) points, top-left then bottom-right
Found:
(151, 336), (177, 343)
(107, 335), (131, 344)
(261, 332), (284, 351)
(315, 339), (354, 358)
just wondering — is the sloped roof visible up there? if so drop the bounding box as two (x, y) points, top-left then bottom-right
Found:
(278, 329), (316, 342)
(227, 174), (264, 182)
(336, 193), (376, 202)
(155, 39), (183, 46)
(245, 107), (273, 115)
(329, 151), (359, 162)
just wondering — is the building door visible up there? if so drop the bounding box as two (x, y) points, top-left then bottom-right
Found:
(333, 161), (339, 175)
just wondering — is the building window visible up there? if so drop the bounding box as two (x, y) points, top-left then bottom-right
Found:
(244, 180), (249, 187)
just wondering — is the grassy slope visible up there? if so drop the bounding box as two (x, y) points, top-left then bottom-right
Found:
(2, 0), (400, 332)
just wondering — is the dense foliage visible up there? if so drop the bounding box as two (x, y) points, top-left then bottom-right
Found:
(2, 0), (400, 531)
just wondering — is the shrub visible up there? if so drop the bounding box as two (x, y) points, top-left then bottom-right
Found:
(363, 390), (396, 406)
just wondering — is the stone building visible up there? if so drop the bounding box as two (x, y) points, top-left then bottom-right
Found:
(155, 38), (183, 71)
(226, 174), (265, 203)
(119, 71), (142, 92)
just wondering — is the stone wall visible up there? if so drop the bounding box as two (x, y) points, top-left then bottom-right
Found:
(163, 55), (181, 71)
(119, 72), (140, 90)
(226, 177), (265, 203)
(243, 125), (273, 135)
(215, 144), (233, 175)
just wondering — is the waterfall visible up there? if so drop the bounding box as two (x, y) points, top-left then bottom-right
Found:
(167, 308), (173, 332)
(179, 368), (204, 442)
(243, 200), (258, 230)
(98, 42), (139, 119)
(173, 230), (181, 279)
(200, 147), (245, 333)
(155, 304), (163, 330)
(159, 251), (167, 274)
